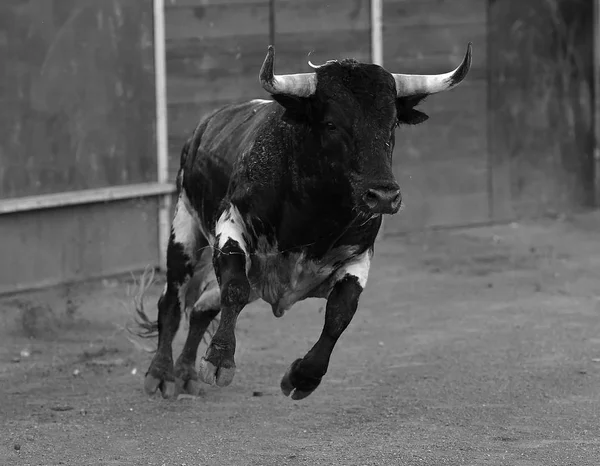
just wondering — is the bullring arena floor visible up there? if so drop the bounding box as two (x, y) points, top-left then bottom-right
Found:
(2, 212), (600, 465)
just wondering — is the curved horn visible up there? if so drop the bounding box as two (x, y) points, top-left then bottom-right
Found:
(259, 45), (317, 97)
(307, 52), (338, 69)
(393, 43), (472, 97)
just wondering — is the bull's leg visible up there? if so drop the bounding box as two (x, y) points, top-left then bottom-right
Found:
(281, 249), (372, 400)
(174, 267), (220, 395)
(198, 205), (250, 387)
(144, 197), (201, 399)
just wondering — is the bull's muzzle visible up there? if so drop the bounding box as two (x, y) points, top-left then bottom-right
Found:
(362, 183), (402, 215)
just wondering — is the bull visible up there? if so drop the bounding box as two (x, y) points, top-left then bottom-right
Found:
(140, 44), (472, 400)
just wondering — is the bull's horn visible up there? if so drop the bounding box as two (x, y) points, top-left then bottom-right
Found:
(307, 54), (337, 69)
(392, 43), (472, 97)
(260, 45), (317, 97)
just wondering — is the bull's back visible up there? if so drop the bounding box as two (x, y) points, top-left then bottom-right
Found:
(179, 99), (276, 230)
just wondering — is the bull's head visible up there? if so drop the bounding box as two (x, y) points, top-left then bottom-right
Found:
(259, 44), (472, 216)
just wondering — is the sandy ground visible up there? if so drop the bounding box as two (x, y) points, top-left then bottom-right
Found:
(2, 213), (600, 466)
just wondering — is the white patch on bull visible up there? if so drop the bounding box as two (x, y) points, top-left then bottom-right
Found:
(247, 238), (362, 317)
(337, 249), (372, 288)
(216, 205), (248, 250)
(172, 195), (200, 259)
(215, 205), (251, 274)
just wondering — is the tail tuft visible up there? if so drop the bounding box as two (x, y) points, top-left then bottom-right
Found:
(126, 266), (160, 345)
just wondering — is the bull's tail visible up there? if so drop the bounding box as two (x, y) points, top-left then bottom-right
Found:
(127, 266), (160, 345)
(125, 265), (221, 351)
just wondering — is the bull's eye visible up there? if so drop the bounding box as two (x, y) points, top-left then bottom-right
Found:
(325, 121), (337, 131)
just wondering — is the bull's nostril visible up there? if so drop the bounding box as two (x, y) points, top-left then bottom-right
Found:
(363, 186), (401, 213)
(364, 190), (380, 208)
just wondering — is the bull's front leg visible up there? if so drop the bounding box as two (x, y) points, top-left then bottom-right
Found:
(198, 205), (250, 387)
(281, 249), (372, 400)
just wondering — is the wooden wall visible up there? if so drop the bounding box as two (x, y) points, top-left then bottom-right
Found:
(0, 198), (159, 294)
(488, 0), (594, 218)
(0, 0), (157, 199)
(0, 0), (161, 294)
(383, 0), (489, 232)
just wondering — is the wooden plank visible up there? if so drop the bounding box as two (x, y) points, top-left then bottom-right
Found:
(0, 0), (157, 200)
(165, 2), (269, 41)
(166, 34), (268, 79)
(275, 0), (370, 35)
(0, 183), (176, 214)
(0, 199), (159, 294)
(167, 0), (268, 6)
(383, 0), (484, 26)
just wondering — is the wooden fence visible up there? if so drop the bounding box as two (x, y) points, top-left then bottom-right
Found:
(0, 0), (596, 293)
(0, 0), (170, 293)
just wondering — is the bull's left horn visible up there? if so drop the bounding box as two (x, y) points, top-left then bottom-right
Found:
(392, 43), (472, 97)
(260, 45), (317, 97)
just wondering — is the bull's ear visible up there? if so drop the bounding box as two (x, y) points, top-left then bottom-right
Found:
(271, 94), (312, 123)
(396, 94), (429, 125)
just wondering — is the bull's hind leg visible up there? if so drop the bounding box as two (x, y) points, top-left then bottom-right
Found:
(280, 249), (372, 400)
(144, 197), (202, 398)
(198, 205), (250, 387)
(173, 258), (220, 395)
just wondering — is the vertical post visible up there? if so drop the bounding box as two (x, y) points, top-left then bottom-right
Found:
(370, 0), (383, 67)
(371, 0), (385, 240)
(269, 0), (275, 47)
(154, 0), (171, 270)
(594, 0), (600, 206)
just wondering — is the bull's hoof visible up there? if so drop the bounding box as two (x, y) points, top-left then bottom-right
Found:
(174, 359), (202, 396)
(176, 377), (202, 396)
(144, 373), (176, 399)
(198, 357), (236, 387)
(280, 358), (323, 401)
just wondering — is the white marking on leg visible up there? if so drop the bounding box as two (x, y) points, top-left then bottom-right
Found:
(172, 196), (199, 258)
(339, 249), (372, 288)
(215, 204), (250, 274)
(216, 205), (248, 250)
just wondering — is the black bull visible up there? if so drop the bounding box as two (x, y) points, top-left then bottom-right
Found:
(138, 44), (472, 400)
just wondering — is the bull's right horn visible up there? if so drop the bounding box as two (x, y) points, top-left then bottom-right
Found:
(260, 45), (317, 97)
(392, 43), (472, 97)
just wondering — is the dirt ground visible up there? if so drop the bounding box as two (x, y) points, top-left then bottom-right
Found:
(2, 213), (600, 466)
